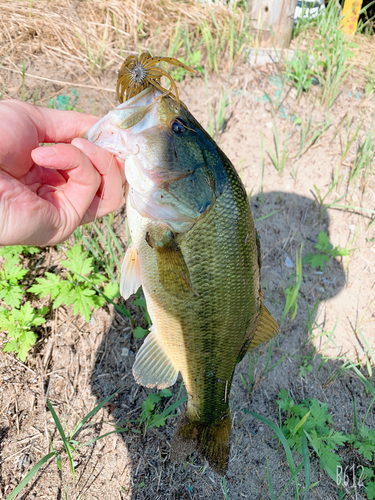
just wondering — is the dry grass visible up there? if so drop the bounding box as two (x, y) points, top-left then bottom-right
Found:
(0, 0), (247, 72)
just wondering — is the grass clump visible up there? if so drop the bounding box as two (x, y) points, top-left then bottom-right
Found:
(287, 2), (357, 107)
(303, 231), (350, 272)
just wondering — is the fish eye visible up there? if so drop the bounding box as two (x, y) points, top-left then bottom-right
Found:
(171, 119), (187, 134)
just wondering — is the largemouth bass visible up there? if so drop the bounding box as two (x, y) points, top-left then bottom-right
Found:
(85, 86), (278, 475)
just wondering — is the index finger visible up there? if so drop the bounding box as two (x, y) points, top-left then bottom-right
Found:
(1, 99), (100, 144)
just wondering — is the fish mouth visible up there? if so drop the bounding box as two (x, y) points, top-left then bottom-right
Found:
(85, 86), (200, 227)
(84, 87), (162, 162)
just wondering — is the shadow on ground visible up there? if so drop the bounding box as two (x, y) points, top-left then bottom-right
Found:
(90, 191), (370, 500)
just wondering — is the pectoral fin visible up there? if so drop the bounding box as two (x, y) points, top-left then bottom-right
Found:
(133, 325), (179, 389)
(248, 304), (279, 351)
(150, 232), (197, 297)
(120, 244), (141, 300)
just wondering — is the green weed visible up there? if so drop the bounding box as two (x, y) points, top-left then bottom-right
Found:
(0, 246), (45, 360)
(274, 386), (375, 496)
(29, 243), (117, 323)
(293, 116), (332, 164)
(280, 245), (303, 325)
(289, 2), (357, 108)
(276, 389), (347, 482)
(245, 408), (309, 499)
(266, 121), (289, 174)
(48, 89), (80, 111)
(303, 231), (350, 271)
(170, 50), (204, 82)
(139, 388), (173, 430)
(0, 303), (48, 362)
(364, 53), (375, 95)
(133, 326), (149, 339)
(0, 246), (38, 308)
(117, 384), (186, 435)
(284, 46), (317, 97)
(205, 70), (230, 142)
(348, 121), (375, 192)
(298, 355), (314, 378)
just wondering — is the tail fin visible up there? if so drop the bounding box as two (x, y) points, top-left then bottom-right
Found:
(170, 410), (231, 476)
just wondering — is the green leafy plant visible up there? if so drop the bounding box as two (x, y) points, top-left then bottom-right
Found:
(347, 423), (375, 461)
(0, 303), (48, 361)
(139, 388), (187, 431)
(133, 295), (151, 327)
(364, 468), (375, 499)
(276, 389), (347, 481)
(298, 357), (314, 378)
(133, 326), (149, 339)
(288, 2), (357, 108)
(29, 243), (116, 322)
(0, 246), (38, 308)
(0, 246), (45, 360)
(285, 47), (318, 96)
(245, 408), (310, 499)
(48, 89), (80, 111)
(170, 50), (203, 82)
(303, 231), (350, 271)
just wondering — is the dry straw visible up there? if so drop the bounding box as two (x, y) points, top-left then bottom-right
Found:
(0, 0), (246, 73)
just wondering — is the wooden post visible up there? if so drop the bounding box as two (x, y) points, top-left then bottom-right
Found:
(249, 0), (299, 48)
(341, 0), (363, 35)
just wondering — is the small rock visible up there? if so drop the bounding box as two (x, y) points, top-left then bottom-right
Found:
(259, 426), (264, 432)
(121, 347), (129, 357)
(265, 121), (272, 129)
(285, 256), (294, 268)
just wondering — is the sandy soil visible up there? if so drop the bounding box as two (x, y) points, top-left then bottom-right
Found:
(0, 53), (374, 500)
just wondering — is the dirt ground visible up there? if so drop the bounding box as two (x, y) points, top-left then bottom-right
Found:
(1, 29), (375, 500)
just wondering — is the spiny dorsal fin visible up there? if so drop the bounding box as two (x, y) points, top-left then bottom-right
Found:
(133, 325), (179, 389)
(247, 304), (279, 351)
(120, 244), (141, 300)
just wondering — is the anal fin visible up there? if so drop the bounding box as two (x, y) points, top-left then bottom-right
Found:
(133, 325), (179, 389)
(248, 304), (279, 351)
(120, 244), (141, 300)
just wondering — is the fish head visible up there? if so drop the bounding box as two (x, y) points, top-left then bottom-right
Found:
(85, 87), (227, 231)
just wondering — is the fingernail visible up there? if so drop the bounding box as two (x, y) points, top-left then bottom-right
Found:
(72, 138), (97, 155)
(34, 146), (56, 158)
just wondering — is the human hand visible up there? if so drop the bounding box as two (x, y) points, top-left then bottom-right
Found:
(0, 99), (125, 246)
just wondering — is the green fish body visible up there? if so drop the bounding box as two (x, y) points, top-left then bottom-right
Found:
(85, 87), (278, 475)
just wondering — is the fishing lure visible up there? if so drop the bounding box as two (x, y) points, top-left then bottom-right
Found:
(116, 52), (195, 106)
